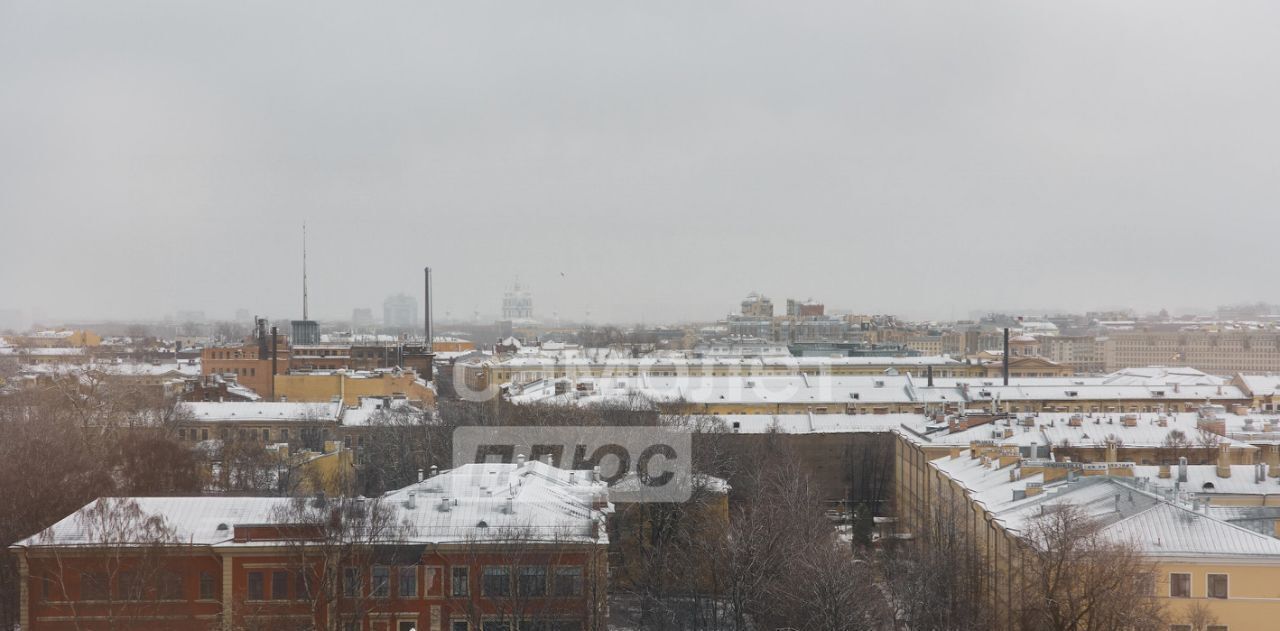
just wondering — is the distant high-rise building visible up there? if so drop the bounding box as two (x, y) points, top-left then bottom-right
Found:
(384, 294), (418, 329)
(786, 298), (825, 317)
(502, 282), (534, 321)
(352, 308), (374, 331)
(740, 292), (773, 318)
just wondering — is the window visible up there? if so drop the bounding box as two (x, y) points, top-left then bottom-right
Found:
(80, 572), (108, 600)
(452, 567), (469, 597)
(117, 571), (143, 600)
(451, 623), (469, 631)
(199, 572), (216, 600)
(554, 567), (583, 597)
(201, 429), (209, 441)
(296, 569), (312, 600)
(482, 566), (510, 597)
(158, 571), (184, 600)
(343, 568), (360, 598)
(1170, 572), (1191, 598)
(372, 566), (390, 598)
(272, 571), (289, 600)
(518, 566), (546, 597)
(398, 566), (417, 598)
(399, 622), (418, 631)
(1208, 573), (1228, 599)
(1206, 626), (1228, 631)
(248, 571), (265, 600)
(281, 429), (289, 441)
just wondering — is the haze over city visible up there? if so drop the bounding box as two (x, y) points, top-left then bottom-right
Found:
(6, 1), (1280, 324)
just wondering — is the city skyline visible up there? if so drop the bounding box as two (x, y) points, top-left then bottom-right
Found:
(7, 1), (1280, 324)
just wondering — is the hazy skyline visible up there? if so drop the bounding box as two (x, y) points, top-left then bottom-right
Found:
(5, 1), (1280, 325)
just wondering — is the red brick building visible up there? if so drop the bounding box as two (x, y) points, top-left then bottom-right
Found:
(12, 462), (611, 631)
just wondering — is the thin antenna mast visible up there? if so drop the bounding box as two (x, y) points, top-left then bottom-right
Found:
(302, 222), (309, 320)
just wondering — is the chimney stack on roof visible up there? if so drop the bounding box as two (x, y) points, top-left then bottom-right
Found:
(1002, 328), (1010, 386)
(1178, 456), (1189, 483)
(1217, 443), (1232, 479)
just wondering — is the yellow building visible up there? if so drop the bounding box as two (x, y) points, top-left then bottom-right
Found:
(11, 329), (101, 347)
(1105, 330), (1280, 375)
(272, 368), (435, 406)
(483, 355), (985, 385)
(894, 432), (1280, 630)
(507, 373), (1251, 418)
(288, 441), (357, 496)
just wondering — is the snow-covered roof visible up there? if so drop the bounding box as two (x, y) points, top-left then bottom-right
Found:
(1136, 464), (1280, 496)
(1237, 374), (1280, 396)
(704, 413), (930, 435)
(930, 451), (1280, 559)
(1102, 366), (1226, 386)
(499, 355), (960, 369)
(342, 396), (423, 427)
(918, 412), (1260, 450)
(180, 401), (343, 423)
(16, 461), (609, 548)
(508, 373), (1248, 409)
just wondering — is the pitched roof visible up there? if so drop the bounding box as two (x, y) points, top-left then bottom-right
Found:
(15, 462), (610, 549)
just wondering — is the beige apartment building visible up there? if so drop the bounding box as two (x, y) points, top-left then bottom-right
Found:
(1104, 330), (1280, 375)
(1036, 335), (1106, 374)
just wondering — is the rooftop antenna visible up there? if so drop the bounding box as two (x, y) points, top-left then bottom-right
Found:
(302, 222), (309, 320)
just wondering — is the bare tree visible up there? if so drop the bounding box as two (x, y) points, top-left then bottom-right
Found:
(355, 403), (451, 496)
(267, 494), (412, 631)
(452, 526), (608, 631)
(880, 484), (990, 631)
(39, 498), (190, 631)
(714, 441), (892, 631)
(1179, 599), (1221, 631)
(1018, 504), (1167, 631)
(1159, 429), (1194, 464)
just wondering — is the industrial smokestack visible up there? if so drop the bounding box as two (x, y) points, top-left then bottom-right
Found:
(424, 266), (433, 353)
(1002, 327), (1010, 386)
(256, 316), (268, 358)
(270, 326), (279, 401)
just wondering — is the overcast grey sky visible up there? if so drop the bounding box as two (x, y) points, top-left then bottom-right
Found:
(3, 1), (1280, 325)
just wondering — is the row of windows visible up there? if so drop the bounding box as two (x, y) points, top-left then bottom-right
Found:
(339, 565), (583, 600)
(209, 350), (250, 360)
(346, 622), (581, 631)
(246, 569), (313, 601)
(177, 427), (300, 443)
(1168, 572), (1228, 599)
(54, 570), (217, 602)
